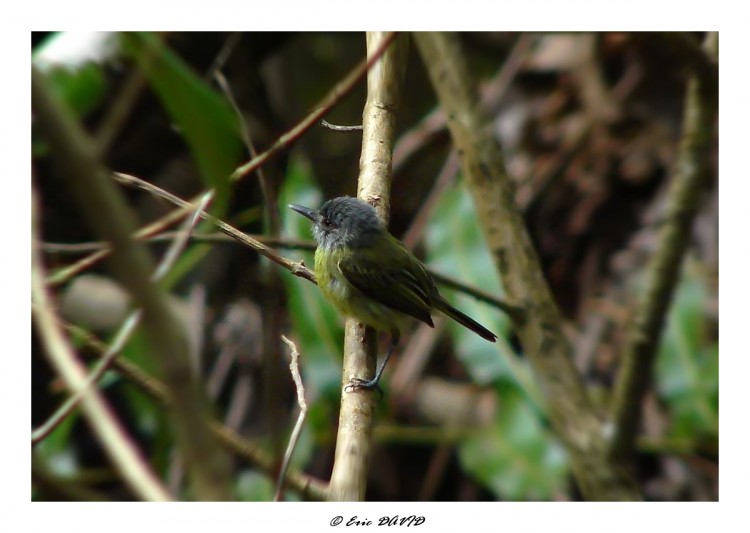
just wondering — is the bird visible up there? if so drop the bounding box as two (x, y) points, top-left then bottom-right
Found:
(290, 196), (497, 391)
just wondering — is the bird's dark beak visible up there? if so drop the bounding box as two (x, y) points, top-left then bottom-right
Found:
(288, 204), (320, 223)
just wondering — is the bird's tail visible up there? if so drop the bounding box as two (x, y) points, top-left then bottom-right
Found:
(432, 297), (497, 342)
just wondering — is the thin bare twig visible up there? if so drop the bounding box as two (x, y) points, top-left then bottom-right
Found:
(95, 64), (147, 155)
(321, 119), (363, 132)
(214, 68), (281, 235)
(43, 233), (315, 254)
(155, 191), (214, 278)
(230, 32), (398, 182)
(113, 172), (317, 284)
(206, 32), (243, 81)
(274, 336), (309, 501)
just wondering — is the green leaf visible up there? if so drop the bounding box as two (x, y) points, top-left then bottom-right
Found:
(120, 32), (244, 216)
(119, 32), (246, 290)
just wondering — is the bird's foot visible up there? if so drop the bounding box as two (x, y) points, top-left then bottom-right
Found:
(344, 377), (383, 400)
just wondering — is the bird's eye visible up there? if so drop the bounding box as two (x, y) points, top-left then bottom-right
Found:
(322, 217), (332, 229)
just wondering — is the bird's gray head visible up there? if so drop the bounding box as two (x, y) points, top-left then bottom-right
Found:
(289, 196), (384, 251)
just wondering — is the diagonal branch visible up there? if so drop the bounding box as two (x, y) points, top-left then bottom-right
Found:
(61, 321), (329, 501)
(46, 36), (396, 288)
(230, 32), (397, 182)
(112, 172), (316, 284)
(608, 32), (718, 464)
(414, 31), (641, 501)
(33, 65), (233, 500)
(31, 191), (171, 502)
(32, 191), (214, 445)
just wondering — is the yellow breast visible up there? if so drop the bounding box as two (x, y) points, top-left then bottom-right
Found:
(313, 248), (400, 333)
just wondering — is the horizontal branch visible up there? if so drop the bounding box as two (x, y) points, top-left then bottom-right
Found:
(43, 233), (315, 254)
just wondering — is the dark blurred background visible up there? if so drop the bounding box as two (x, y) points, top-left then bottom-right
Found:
(31, 32), (718, 501)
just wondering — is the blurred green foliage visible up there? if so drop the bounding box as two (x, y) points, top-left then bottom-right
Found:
(120, 32), (247, 290)
(120, 32), (244, 213)
(424, 186), (543, 405)
(32, 33), (109, 117)
(655, 259), (718, 449)
(33, 31), (246, 492)
(424, 186), (565, 499)
(279, 156), (344, 399)
(459, 385), (567, 500)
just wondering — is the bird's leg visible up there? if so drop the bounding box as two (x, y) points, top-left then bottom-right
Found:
(345, 330), (400, 394)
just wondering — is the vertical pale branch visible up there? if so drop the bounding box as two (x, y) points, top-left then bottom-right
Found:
(32, 66), (233, 501)
(608, 32), (718, 463)
(327, 31), (406, 502)
(414, 32), (640, 500)
(357, 31), (408, 216)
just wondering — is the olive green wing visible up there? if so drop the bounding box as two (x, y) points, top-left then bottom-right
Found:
(337, 244), (435, 327)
